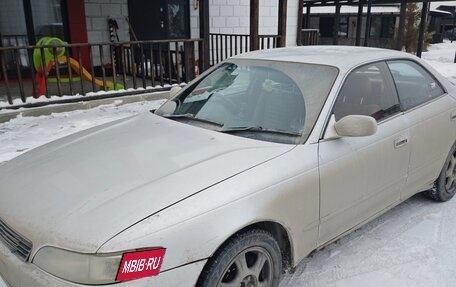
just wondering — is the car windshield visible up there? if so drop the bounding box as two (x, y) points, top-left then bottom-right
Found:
(156, 59), (338, 144)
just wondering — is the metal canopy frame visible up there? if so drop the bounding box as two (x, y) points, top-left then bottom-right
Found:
(303, 0), (452, 6)
(299, 0), (453, 57)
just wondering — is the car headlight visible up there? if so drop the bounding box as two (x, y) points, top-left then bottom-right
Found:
(33, 246), (167, 284)
(33, 246), (122, 285)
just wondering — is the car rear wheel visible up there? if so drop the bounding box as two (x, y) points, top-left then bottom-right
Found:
(426, 143), (456, 202)
(197, 229), (282, 287)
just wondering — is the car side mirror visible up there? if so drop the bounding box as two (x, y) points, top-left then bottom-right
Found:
(154, 101), (177, 115)
(169, 86), (182, 98)
(325, 114), (377, 139)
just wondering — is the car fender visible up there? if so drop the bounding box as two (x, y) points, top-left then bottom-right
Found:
(97, 144), (320, 273)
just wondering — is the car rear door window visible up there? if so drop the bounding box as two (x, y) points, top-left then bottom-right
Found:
(387, 60), (445, 110)
(333, 61), (401, 122)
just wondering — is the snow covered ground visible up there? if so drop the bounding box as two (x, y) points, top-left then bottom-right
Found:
(422, 40), (456, 85)
(0, 99), (166, 164)
(2, 42), (456, 286)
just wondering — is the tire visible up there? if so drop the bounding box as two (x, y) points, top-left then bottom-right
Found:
(426, 143), (456, 202)
(197, 229), (282, 287)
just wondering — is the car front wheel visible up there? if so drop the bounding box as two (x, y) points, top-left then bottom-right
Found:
(197, 229), (282, 287)
(426, 143), (456, 202)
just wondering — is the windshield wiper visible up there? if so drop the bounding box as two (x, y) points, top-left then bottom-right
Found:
(219, 126), (301, 137)
(162, 113), (224, 127)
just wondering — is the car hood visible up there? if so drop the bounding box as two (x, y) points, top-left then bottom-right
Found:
(0, 113), (293, 254)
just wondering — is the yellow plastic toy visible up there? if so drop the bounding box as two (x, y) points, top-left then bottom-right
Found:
(34, 37), (123, 97)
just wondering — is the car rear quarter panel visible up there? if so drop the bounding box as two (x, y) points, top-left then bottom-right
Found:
(98, 144), (320, 273)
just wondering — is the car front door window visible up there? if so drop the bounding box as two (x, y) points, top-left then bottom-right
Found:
(333, 62), (401, 122)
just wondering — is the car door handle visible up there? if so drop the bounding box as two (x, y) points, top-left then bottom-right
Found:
(451, 111), (456, 121)
(394, 137), (408, 148)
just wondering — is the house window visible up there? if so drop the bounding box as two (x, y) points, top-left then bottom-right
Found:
(167, 0), (189, 39)
(319, 16), (348, 38)
(370, 16), (395, 38)
(31, 0), (66, 42)
(0, 0), (68, 47)
(0, 0), (28, 46)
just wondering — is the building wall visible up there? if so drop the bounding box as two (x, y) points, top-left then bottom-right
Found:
(82, 0), (299, 66)
(208, 0), (279, 35)
(84, 0), (298, 43)
(190, 3), (200, 38)
(84, 0), (130, 44)
(83, 0), (129, 66)
(189, 0), (298, 65)
(286, 0), (299, 46)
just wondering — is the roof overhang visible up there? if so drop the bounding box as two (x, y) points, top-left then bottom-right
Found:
(429, 9), (454, 17)
(309, 6), (400, 15)
(303, 0), (456, 7)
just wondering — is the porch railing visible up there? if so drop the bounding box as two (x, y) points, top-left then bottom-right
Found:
(0, 39), (201, 107)
(209, 33), (281, 65)
(301, 29), (319, 46)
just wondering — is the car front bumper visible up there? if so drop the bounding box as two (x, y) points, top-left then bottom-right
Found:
(0, 241), (206, 287)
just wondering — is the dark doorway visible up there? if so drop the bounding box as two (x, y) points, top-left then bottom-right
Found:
(127, 0), (190, 40)
(320, 17), (335, 37)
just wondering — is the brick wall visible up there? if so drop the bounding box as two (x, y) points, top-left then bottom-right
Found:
(82, 0), (298, 68)
(190, 3), (200, 38)
(84, 0), (130, 44)
(286, 0), (299, 46)
(84, 0), (298, 44)
(209, 0), (279, 35)
(206, 0), (299, 47)
(83, 0), (129, 66)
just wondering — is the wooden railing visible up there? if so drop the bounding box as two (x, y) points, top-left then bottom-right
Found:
(0, 39), (202, 107)
(301, 29), (319, 46)
(209, 33), (281, 65)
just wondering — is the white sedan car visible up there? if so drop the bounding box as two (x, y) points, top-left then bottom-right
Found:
(1, 46), (456, 287)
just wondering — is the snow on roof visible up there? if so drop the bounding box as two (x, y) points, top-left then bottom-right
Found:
(430, 9), (453, 16)
(309, 6), (400, 15)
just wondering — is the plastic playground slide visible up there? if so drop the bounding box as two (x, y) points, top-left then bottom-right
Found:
(34, 37), (123, 97)
(35, 56), (122, 97)
(66, 57), (120, 90)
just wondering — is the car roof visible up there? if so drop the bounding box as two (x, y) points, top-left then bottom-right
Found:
(232, 46), (416, 72)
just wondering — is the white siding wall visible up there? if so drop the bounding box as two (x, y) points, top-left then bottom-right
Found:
(286, 0), (299, 46)
(190, 4), (200, 38)
(192, 0), (299, 64)
(84, 0), (129, 65)
(84, 0), (298, 43)
(208, 0), (279, 35)
(83, 0), (299, 66)
(84, 0), (130, 44)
